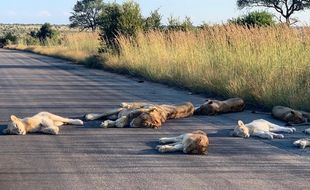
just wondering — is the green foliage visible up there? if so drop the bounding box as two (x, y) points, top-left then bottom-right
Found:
(229, 11), (275, 27)
(98, 1), (144, 52)
(0, 32), (18, 46)
(236, 0), (310, 25)
(143, 9), (162, 31)
(36, 23), (59, 44)
(167, 16), (194, 31)
(70, 0), (104, 31)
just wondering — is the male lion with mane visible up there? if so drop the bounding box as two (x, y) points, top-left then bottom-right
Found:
(2, 112), (83, 135)
(85, 102), (195, 129)
(156, 130), (209, 154)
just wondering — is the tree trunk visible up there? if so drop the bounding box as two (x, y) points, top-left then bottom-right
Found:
(285, 16), (291, 26)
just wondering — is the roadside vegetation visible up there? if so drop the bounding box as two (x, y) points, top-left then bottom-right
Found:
(2, 0), (310, 110)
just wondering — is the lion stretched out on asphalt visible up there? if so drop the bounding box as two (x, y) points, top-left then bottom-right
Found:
(194, 98), (245, 115)
(272, 106), (310, 125)
(85, 102), (195, 129)
(232, 119), (296, 139)
(2, 112), (84, 135)
(156, 130), (209, 154)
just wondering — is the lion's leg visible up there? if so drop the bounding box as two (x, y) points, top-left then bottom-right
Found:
(41, 112), (83, 126)
(294, 138), (310, 149)
(41, 127), (59, 135)
(100, 120), (116, 128)
(115, 116), (129, 128)
(252, 131), (274, 139)
(40, 119), (60, 135)
(120, 102), (153, 109)
(304, 128), (310, 135)
(268, 132), (284, 139)
(159, 135), (184, 144)
(156, 143), (183, 153)
(85, 108), (123, 121)
(269, 124), (296, 133)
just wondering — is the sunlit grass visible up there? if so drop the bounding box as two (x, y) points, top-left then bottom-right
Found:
(104, 25), (310, 110)
(8, 32), (99, 62)
(8, 25), (310, 110)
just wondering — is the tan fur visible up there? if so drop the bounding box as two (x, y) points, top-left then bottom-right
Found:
(272, 106), (310, 124)
(294, 138), (310, 149)
(2, 112), (83, 135)
(194, 98), (245, 115)
(156, 130), (209, 154)
(85, 102), (195, 129)
(232, 119), (296, 139)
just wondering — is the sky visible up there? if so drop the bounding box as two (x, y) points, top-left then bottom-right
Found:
(0, 0), (310, 25)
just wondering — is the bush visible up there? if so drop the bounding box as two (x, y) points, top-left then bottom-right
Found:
(0, 32), (18, 46)
(98, 1), (143, 52)
(229, 11), (275, 27)
(36, 23), (59, 44)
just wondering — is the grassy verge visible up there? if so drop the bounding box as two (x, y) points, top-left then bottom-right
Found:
(7, 26), (310, 110)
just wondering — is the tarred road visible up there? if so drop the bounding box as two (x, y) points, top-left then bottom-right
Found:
(0, 48), (309, 190)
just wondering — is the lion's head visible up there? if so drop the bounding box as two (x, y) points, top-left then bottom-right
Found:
(285, 110), (306, 124)
(232, 120), (250, 138)
(130, 109), (163, 129)
(3, 115), (26, 135)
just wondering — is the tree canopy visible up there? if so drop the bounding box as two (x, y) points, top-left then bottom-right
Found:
(237, 0), (310, 25)
(70, 0), (104, 31)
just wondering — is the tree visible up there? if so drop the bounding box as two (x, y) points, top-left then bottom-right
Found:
(237, 0), (310, 26)
(98, 1), (143, 51)
(98, 3), (122, 49)
(229, 11), (275, 27)
(70, 0), (104, 31)
(36, 23), (58, 44)
(143, 9), (162, 31)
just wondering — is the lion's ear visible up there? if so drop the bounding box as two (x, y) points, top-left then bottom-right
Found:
(10, 115), (19, 122)
(238, 120), (244, 127)
(207, 101), (213, 105)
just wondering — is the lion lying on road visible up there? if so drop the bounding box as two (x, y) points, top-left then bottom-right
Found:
(85, 102), (195, 129)
(156, 130), (209, 154)
(2, 112), (83, 135)
(194, 98), (245, 115)
(294, 138), (310, 149)
(272, 106), (310, 125)
(232, 119), (296, 139)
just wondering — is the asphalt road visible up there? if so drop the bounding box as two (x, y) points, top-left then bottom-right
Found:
(0, 48), (309, 190)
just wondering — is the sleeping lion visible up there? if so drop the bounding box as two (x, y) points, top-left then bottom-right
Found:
(85, 102), (195, 129)
(232, 119), (296, 139)
(2, 112), (83, 135)
(156, 130), (209, 154)
(194, 98), (245, 115)
(272, 106), (310, 125)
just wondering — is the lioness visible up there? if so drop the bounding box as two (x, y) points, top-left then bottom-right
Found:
(2, 112), (84, 135)
(156, 130), (209, 154)
(85, 102), (195, 129)
(232, 119), (296, 139)
(294, 138), (310, 149)
(194, 98), (245, 115)
(272, 106), (310, 125)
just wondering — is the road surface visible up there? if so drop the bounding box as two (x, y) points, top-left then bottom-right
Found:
(0, 48), (309, 190)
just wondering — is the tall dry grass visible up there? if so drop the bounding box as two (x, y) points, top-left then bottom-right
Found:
(104, 25), (310, 110)
(9, 32), (99, 62)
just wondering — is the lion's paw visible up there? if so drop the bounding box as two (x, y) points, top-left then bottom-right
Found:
(304, 128), (310, 135)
